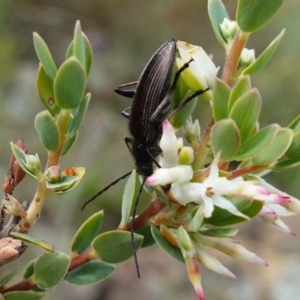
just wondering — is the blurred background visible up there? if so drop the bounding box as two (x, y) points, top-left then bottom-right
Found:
(0, 0), (300, 299)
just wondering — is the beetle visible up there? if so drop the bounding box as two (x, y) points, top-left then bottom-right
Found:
(115, 39), (208, 276)
(82, 39), (208, 276)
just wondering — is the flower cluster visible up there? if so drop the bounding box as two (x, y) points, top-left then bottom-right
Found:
(145, 119), (300, 298)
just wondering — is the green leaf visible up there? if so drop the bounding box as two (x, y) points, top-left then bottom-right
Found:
(4, 291), (44, 300)
(92, 230), (143, 264)
(33, 32), (57, 80)
(151, 226), (184, 263)
(73, 21), (86, 70)
(35, 252), (70, 289)
(285, 131), (300, 160)
(237, 0), (283, 33)
(66, 33), (93, 76)
(35, 110), (60, 152)
(46, 175), (80, 193)
(54, 57), (86, 109)
(212, 77), (231, 121)
(154, 185), (171, 206)
(236, 124), (279, 160)
(199, 228), (238, 238)
(0, 270), (18, 287)
(136, 226), (156, 248)
(171, 95), (198, 130)
(288, 114), (300, 133)
(208, 0), (229, 45)
(10, 232), (54, 252)
(228, 89), (261, 142)
(273, 157), (300, 171)
(204, 199), (263, 226)
(67, 93), (91, 139)
(211, 119), (241, 161)
(242, 29), (285, 76)
(71, 211), (104, 254)
(228, 75), (251, 111)
(10, 143), (41, 179)
(66, 261), (115, 285)
(120, 170), (136, 228)
(36, 64), (60, 116)
(61, 132), (78, 156)
(23, 259), (36, 279)
(251, 128), (293, 166)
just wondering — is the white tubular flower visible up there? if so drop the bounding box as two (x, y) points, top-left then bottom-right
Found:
(176, 41), (218, 99)
(199, 235), (268, 266)
(170, 158), (257, 218)
(159, 120), (178, 168)
(220, 18), (239, 41)
(240, 48), (255, 67)
(194, 244), (237, 279)
(146, 165), (193, 186)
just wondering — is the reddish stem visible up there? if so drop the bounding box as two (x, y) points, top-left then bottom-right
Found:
(122, 198), (166, 231)
(221, 30), (249, 86)
(227, 165), (265, 180)
(2, 247), (93, 294)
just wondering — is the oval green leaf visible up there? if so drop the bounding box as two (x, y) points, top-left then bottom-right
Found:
(23, 259), (36, 279)
(35, 252), (70, 289)
(10, 143), (41, 179)
(242, 29), (285, 76)
(4, 291), (44, 300)
(61, 132), (78, 156)
(208, 0), (229, 45)
(10, 232), (54, 252)
(204, 199), (263, 226)
(136, 226), (156, 248)
(151, 225), (184, 263)
(67, 93), (91, 139)
(229, 89), (261, 142)
(236, 124), (279, 160)
(71, 211), (104, 254)
(33, 32), (57, 81)
(36, 64), (60, 116)
(211, 119), (241, 161)
(92, 230), (143, 264)
(35, 110), (60, 152)
(54, 57), (86, 109)
(228, 75), (251, 111)
(212, 77), (231, 121)
(288, 114), (300, 133)
(273, 157), (300, 171)
(66, 33), (93, 77)
(120, 170), (136, 228)
(237, 0), (283, 33)
(285, 131), (300, 160)
(200, 228), (238, 238)
(73, 21), (86, 70)
(251, 128), (293, 166)
(66, 261), (115, 285)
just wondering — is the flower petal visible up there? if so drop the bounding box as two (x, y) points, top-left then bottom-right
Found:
(195, 245), (237, 279)
(160, 120), (178, 168)
(146, 165), (193, 186)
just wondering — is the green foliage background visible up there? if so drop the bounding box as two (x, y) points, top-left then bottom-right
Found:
(0, 1), (299, 299)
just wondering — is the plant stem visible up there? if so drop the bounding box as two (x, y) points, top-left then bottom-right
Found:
(192, 120), (214, 172)
(222, 30), (249, 86)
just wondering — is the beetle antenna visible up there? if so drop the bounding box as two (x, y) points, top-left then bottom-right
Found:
(130, 176), (146, 278)
(81, 171), (132, 211)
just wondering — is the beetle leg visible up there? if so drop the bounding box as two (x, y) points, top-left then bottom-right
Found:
(122, 107), (132, 119)
(115, 81), (139, 98)
(150, 58), (194, 123)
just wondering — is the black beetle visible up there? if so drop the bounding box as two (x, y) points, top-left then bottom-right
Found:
(82, 39), (208, 276)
